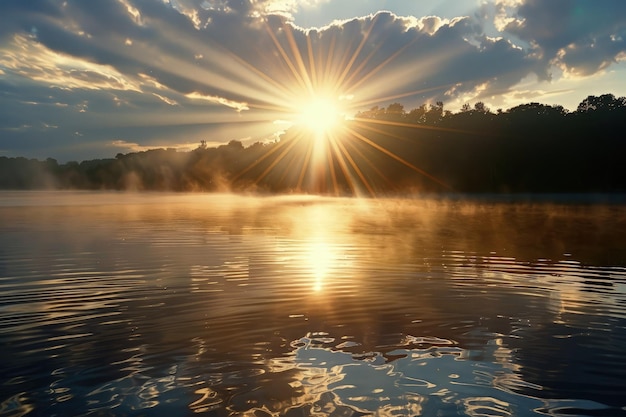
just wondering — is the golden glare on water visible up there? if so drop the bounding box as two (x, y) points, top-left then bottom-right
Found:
(280, 201), (363, 294)
(307, 240), (334, 292)
(2, 193), (626, 416)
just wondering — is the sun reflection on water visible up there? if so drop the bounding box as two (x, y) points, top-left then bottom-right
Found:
(307, 240), (333, 292)
(2, 193), (626, 416)
(283, 201), (361, 294)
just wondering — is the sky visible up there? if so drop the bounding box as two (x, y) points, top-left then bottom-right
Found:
(1, 0), (625, 162)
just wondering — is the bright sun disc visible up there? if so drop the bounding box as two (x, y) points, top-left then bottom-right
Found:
(296, 97), (343, 136)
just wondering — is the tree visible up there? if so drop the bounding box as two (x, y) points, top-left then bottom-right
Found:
(424, 101), (444, 124)
(384, 103), (405, 121)
(473, 101), (490, 113)
(355, 106), (383, 119)
(576, 94), (626, 113)
(407, 104), (427, 124)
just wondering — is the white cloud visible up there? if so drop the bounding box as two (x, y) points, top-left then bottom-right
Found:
(117, 0), (142, 25)
(152, 93), (179, 106)
(0, 34), (140, 92)
(255, 0), (331, 19)
(493, 0), (524, 31)
(185, 92), (249, 111)
(110, 139), (198, 153)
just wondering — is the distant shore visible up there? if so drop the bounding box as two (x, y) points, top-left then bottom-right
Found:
(3, 94), (625, 195)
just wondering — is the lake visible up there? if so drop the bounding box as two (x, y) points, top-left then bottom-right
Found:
(1, 191), (625, 416)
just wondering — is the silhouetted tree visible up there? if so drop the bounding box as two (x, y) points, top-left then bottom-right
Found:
(385, 103), (405, 121)
(473, 101), (490, 113)
(2, 93), (625, 194)
(576, 94), (626, 113)
(424, 101), (444, 124)
(407, 104), (428, 124)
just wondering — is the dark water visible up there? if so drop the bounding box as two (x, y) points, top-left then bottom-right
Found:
(1, 191), (625, 417)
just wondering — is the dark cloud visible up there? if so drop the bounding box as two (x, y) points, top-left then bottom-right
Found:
(499, 0), (626, 76)
(0, 0), (63, 40)
(280, 12), (540, 106)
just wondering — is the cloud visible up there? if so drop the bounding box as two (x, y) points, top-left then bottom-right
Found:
(152, 93), (179, 106)
(0, 0), (624, 160)
(256, 0), (332, 19)
(496, 0), (626, 76)
(110, 139), (198, 152)
(290, 12), (539, 106)
(0, 34), (140, 91)
(185, 92), (249, 111)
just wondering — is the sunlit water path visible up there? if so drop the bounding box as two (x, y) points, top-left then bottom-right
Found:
(1, 191), (625, 416)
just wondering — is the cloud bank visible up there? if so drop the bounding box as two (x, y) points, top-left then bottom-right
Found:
(0, 0), (624, 160)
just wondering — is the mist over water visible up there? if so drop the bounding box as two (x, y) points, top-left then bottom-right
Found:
(1, 191), (625, 416)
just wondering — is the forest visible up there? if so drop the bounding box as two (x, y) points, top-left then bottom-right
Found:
(1, 93), (625, 195)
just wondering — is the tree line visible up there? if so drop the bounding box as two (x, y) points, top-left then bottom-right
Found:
(1, 93), (625, 194)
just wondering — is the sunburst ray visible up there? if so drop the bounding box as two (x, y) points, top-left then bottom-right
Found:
(185, 15), (474, 196)
(344, 125), (453, 191)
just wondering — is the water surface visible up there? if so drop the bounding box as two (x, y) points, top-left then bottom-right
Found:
(1, 191), (625, 416)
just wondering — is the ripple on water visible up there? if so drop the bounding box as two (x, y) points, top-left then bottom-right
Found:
(1, 192), (626, 416)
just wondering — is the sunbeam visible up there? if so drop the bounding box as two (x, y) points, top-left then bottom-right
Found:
(65, 9), (470, 195)
(344, 125), (453, 191)
(181, 15), (466, 195)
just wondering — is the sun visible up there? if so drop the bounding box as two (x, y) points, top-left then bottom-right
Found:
(228, 19), (453, 196)
(295, 95), (344, 137)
